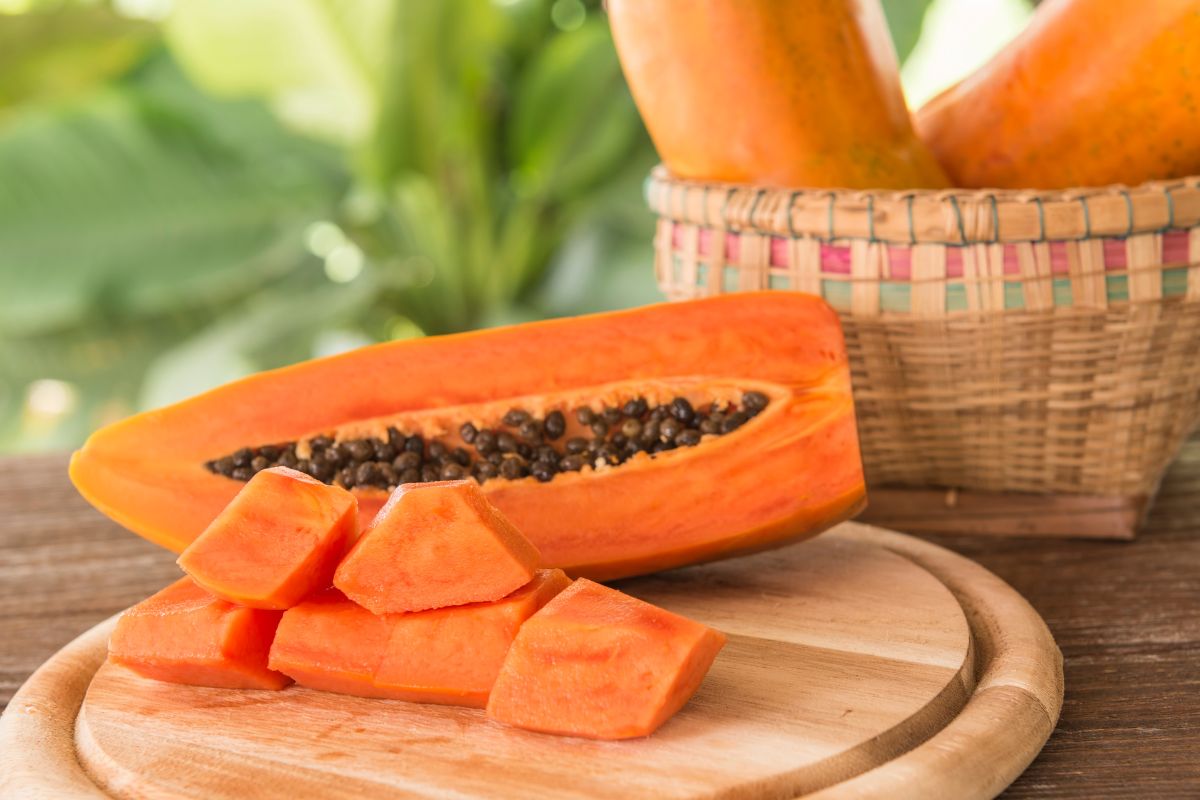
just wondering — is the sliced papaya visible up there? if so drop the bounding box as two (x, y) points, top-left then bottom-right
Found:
(267, 589), (395, 698)
(177, 466), (357, 610)
(69, 293), (864, 580)
(268, 571), (571, 705)
(335, 480), (542, 614)
(486, 578), (725, 739)
(109, 576), (290, 690)
(373, 568), (571, 707)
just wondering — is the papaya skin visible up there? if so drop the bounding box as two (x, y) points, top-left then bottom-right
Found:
(69, 293), (865, 581)
(915, 0), (1200, 189)
(607, 0), (948, 188)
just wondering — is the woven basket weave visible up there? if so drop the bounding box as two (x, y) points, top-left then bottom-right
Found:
(647, 167), (1200, 514)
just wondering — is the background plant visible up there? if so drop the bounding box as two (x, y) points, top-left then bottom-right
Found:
(0, 0), (1031, 452)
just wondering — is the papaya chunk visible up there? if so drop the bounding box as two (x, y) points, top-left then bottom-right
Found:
(486, 579), (725, 739)
(177, 466), (357, 610)
(268, 570), (571, 706)
(373, 568), (570, 707)
(69, 293), (865, 580)
(334, 480), (541, 614)
(108, 577), (290, 690)
(267, 589), (395, 698)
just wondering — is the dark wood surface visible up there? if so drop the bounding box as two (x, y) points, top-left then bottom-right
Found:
(1, 444), (1197, 798)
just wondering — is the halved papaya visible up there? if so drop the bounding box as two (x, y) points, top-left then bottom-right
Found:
(70, 293), (864, 580)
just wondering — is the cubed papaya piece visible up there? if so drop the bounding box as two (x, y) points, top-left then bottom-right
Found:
(177, 466), (357, 610)
(334, 480), (541, 614)
(373, 568), (570, 707)
(486, 578), (726, 739)
(267, 589), (395, 698)
(108, 577), (290, 690)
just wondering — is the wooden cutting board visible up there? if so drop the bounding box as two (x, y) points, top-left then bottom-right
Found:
(0, 523), (1062, 800)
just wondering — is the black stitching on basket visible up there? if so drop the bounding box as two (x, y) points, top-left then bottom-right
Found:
(720, 186), (737, 230)
(826, 192), (837, 242)
(747, 188), (767, 234)
(905, 194), (917, 245)
(1121, 189), (1135, 237)
(867, 194), (876, 243)
(989, 195), (1000, 243)
(1163, 187), (1176, 232)
(1079, 195), (1092, 240)
(701, 185), (713, 229)
(787, 190), (803, 239)
(1034, 197), (1046, 242)
(948, 195), (967, 244)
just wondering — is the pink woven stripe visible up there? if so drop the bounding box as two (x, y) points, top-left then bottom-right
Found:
(671, 225), (1192, 279)
(1163, 230), (1190, 265)
(1103, 239), (1126, 269)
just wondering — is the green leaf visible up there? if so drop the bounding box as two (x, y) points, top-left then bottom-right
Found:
(881, 0), (937, 65)
(0, 5), (155, 117)
(507, 19), (641, 203)
(366, 0), (510, 182)
(0, 55), (346, 335)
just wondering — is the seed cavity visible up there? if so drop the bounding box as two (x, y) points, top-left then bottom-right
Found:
(205, 391), (771, 491)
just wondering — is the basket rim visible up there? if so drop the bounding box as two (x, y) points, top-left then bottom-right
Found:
(646, 166), (1200, 245)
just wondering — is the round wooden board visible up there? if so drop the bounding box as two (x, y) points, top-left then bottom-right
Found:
(0, 523), (1063, 800)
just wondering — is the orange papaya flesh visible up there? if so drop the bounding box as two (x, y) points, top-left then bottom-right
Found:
(108, 577), (290, 690)
(334, 480), (541, 614)
(177, 466), (357, 610)
(267, 589), (396, 698)
(485, 578), (725, 739)
(69, 293), (865, 581)
(373, 568), (571, 707)
(268, 571), (570, 705)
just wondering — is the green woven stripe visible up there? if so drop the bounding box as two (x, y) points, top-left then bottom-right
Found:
(1164, 267), (1188, 296)
(680, 263), (1193, 311)
(1107, 275), (1129, 303)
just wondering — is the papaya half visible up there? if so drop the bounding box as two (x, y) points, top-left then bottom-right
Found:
(607, 0), (949, 189)
(69, 293), (864, 581)
(915, 0), (1200, 189)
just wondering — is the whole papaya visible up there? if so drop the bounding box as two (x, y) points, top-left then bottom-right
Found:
(916, 0), (1200, 189)
(607, 0), (948, 189)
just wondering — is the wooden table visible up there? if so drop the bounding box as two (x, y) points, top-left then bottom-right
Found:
(2, 446), (1198, 798)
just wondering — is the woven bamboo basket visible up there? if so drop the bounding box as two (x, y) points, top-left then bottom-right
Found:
(647, 168), (1200, 538)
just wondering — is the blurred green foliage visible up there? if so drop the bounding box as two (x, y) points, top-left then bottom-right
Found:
(0, 0), (934, 452)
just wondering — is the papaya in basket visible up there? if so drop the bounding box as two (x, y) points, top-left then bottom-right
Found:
(70, 293), (864, 581)
(606, 0), (948, 188)
(916, 0), (1200, 188)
